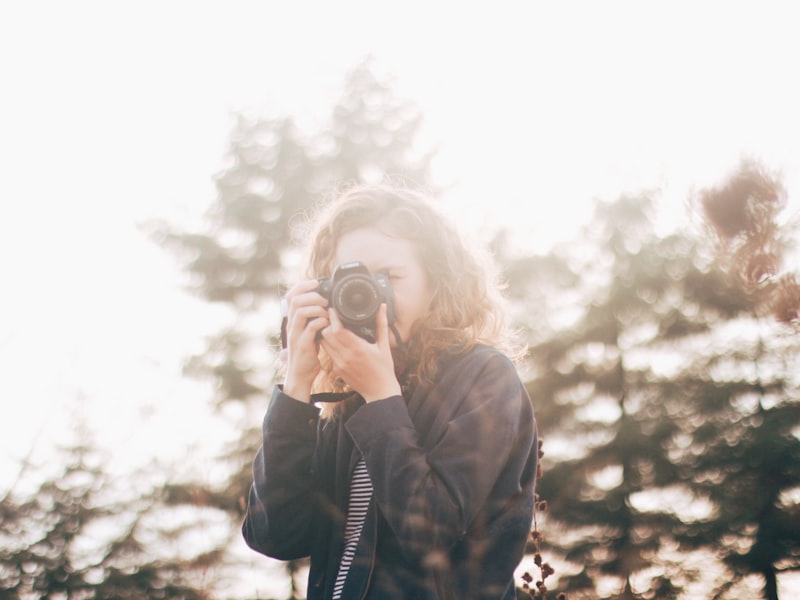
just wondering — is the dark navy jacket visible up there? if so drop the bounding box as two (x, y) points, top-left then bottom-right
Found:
(242, 344), (538, 599)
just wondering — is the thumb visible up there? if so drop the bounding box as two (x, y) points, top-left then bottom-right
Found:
(376, 303), (390, 349)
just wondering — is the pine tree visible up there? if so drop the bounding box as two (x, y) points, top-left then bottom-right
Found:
(505, 188), (800, 598)
(149, 57), (438, 598)
(0, 411), (228, 599)
(674, 160), (800, 600)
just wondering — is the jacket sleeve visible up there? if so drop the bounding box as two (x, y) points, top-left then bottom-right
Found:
(242, 386), (322, 560)
(344, 349), (536, 564)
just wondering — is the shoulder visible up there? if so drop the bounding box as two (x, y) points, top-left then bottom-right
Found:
(424, 344), (534, 432)
(439, 343), (519, 380)
(430, 343), (528, 410)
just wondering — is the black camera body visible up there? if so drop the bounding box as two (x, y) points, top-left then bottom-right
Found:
(318, 261), (397, 343)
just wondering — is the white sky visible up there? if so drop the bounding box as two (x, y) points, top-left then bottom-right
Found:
(1, 0), (799, 523)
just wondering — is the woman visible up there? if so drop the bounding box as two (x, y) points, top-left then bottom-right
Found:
(242, 184), (538, 599)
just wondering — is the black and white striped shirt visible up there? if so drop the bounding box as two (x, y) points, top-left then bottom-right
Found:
(331, 457), (373, 600)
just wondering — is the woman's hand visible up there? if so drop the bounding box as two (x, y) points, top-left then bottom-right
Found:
(282, 279), (330, 403)
(320, 303), (402, 402)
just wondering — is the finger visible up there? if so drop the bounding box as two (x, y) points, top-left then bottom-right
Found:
(285, 279), (319, 299)
(319, 309), (342, 349)
(303, 315), (329, 340)
(284, 281), (326, 317)
(319, 309), (359, 355)
(326, 309), (365, 347)
(287, 311), (328, 355)
(288, 292), (328, 317)
(288, 305), (329, 335)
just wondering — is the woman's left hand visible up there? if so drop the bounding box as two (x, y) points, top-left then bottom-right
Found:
(320, 303), (402, 402)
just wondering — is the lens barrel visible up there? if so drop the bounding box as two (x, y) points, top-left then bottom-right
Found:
(334, 274), (381, 324)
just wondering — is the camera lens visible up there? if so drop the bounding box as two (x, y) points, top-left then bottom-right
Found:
(348, 290), (369, 310)
(335, 276), (380, 322)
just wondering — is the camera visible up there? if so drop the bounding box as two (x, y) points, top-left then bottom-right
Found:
(317, 261), (397, 343)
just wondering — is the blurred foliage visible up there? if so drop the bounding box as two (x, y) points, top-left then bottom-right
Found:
(697, 158), (800, 328)
(0, 416), (231, 599)
(10, 56), (791, 599)
(149, 55), (437, 409)
(151, 55), (434, 312)
(146, 57), (439, 598)
(502, 192), (800, 599)
(147, 55), (800, 598)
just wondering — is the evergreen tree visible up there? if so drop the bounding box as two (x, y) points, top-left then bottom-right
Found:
(673, 161), (800, 600)
(149, 57), (438, 597)
(508, 191), (799, 598)
(669, 316), (800, 600)
(0, 412), (230, 599)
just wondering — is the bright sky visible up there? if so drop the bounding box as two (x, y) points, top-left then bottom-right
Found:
(2, 0), (799, 506)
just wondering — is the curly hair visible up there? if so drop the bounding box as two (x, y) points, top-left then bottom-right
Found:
(297, 183), (520, 413)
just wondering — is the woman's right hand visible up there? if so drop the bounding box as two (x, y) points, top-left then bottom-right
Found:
(281, 279), (329, 403)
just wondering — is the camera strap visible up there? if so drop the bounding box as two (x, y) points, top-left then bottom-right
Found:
(390, 323), (407, 353)
(280, 297), (289, 350)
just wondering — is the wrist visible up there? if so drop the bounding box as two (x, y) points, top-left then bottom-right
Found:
(283, 374), (313, 404)
(363, 383), (402, 403)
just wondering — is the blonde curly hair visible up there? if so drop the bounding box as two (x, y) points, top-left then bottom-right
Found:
(299, 183), (519, 414)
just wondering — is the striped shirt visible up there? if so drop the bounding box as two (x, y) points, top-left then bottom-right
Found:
(331, 457), (373, 599)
